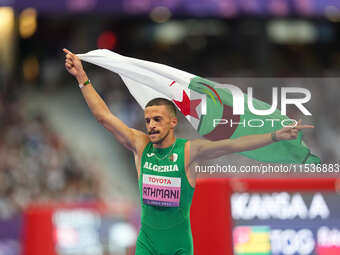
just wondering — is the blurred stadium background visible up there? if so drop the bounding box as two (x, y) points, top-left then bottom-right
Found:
(1, 1), (340, 255)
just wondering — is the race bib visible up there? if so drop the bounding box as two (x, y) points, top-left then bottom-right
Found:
(142, 174), (181, 207)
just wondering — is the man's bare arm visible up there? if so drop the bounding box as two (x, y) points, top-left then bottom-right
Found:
(63, 48), (148, 153)
(189, 120), (314, 163)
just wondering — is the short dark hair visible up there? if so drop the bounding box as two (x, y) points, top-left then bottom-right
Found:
(145, 98), (177, 116)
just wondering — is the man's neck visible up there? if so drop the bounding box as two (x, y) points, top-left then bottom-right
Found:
(153, 135), (176, 149)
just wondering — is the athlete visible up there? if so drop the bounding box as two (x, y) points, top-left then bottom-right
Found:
(63, 48), (313, 255)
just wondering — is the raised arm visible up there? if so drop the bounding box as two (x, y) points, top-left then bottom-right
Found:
(188, 120), (314, 163)
(63, 48), (148, 153)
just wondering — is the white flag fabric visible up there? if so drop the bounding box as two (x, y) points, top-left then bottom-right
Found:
(77, 49), (202, 129)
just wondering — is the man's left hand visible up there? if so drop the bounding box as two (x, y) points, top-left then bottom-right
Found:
(275, 119), (314, 141)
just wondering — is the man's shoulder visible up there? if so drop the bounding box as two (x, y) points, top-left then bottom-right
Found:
(130, 128), (150, 154)
(176, 137), (191, 147)
(183, 138), (208, 145)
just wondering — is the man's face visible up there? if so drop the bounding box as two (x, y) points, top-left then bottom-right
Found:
(144, 105), (177, 144)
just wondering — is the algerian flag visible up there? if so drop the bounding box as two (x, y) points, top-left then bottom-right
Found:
(78, 49), (320, 164)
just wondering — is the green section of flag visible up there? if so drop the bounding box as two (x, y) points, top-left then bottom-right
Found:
(189, 76), (321, 164)
(189, 77), (224, 135)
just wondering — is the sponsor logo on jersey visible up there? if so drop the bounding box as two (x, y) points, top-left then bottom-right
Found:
(142, 174), (181, 207)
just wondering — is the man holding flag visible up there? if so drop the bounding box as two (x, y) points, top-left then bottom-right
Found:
(63, 48), (317, 255)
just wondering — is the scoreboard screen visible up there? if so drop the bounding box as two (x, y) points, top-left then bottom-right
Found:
(231, 192), (340, 255)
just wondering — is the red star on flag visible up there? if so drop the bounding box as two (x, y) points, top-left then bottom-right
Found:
(173, 90), (202, 119)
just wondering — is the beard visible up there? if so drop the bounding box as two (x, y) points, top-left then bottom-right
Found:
(151, 130), (170, 145)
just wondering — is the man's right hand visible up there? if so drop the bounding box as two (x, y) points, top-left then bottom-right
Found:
(62, 48), (149, 177)
(63, 48), (88, 84)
